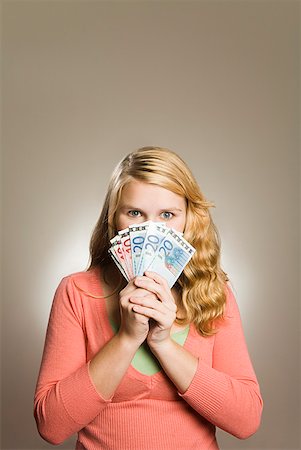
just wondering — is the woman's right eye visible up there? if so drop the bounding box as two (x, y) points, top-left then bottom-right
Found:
(128, 210), (141, 217)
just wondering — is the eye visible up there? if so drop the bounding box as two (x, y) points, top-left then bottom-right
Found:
(160, 211), (174, 220)
(128, 210), (142, 217)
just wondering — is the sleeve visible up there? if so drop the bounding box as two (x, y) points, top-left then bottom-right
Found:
(178, 284), (263, 439)
(33, 275), (112, 445)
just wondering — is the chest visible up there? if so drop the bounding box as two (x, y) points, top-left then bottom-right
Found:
(81, 296), (215, 402)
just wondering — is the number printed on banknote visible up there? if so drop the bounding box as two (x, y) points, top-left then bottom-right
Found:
(118, 228), (134, 280)
(108, 221), (195, 285)
(147, 229), (196, 287)
(129, 221), (150, 276)
(136, 222), (169, 276)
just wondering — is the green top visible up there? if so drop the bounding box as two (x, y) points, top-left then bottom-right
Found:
(109, 316), (190, 375)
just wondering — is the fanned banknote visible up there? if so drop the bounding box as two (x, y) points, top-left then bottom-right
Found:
(109, 236), (129, 281)
(146, 228), (196, 287)
(118, 228), (134, 280)
(108, 221), (195, 286)
(136, 222), (169, 276)
(129, 221), (150, 276)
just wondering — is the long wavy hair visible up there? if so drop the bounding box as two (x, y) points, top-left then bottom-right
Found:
(87, 146), (229, 336)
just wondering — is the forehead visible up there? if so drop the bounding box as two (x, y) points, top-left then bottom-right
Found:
(119, 180), (186, 207)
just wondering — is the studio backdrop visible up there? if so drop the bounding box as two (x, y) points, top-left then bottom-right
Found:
(1, 1), (300, 449)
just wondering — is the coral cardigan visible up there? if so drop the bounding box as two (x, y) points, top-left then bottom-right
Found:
(33, 267), (263, 450)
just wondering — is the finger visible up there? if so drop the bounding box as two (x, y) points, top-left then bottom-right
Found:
(134, 276), (164, 297)
(134, 275), (174, 306)
(129, 295), (165, 312)
(144, 271), (169, 290)
(132, 304), (177, 325)
(132, 310), (149, 325)
(120, 280), (139, 297)
(132, 296), (177, 316)
(131, 287), (155, 298)
(120, 286), (151, 307)
(144, 272), (178, 310)
(132, 304), (163, 322)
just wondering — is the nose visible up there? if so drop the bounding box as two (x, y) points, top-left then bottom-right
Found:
(144, 215), (164, 223)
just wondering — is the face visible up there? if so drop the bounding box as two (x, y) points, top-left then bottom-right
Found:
(115, 179), (187, 233)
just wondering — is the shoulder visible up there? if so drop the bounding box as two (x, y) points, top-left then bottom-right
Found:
(223, 282), (241, 319)
(56, 266), (104, 298)
(50, 267), (104, 323)
(210, 282), (245, 338)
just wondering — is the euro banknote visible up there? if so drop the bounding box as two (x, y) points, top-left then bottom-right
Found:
(118, 228), (134, 280)
(109, 236), (129, 280)
(146, 228), (196, 287)
(108, 221), (195, 287)
(136, 221), (169, 276)
(129, 221), (150, 276)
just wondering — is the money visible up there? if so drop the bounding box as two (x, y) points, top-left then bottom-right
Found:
(136, 222), (169, 276)
(147, 229), (196, 287)
(108, 221), (195, 287)
(118, 228), (134, 280)
(108, 248), (128, 281)
(129, 221), (150, 276)
(109, 236), (129, 281)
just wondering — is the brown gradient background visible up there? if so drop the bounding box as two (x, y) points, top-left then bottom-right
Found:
(1, 1), (300, 449)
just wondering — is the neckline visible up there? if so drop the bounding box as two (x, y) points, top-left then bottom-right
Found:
(88, 266), (194, 383)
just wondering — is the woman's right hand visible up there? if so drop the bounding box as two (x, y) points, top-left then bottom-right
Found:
(117, 278), (154, 346)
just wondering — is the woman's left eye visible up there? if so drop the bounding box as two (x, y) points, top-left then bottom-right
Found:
(128, 210), (141, 217)
(160, 211), (173, 220)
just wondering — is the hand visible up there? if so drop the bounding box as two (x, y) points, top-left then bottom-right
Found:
(118, 278), (155, 347)
(131, 271), (177, 348)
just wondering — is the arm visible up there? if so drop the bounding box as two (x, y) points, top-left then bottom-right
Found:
(132, 274), (263, 439)
(33, 276), (148, 445)
(152, 290), (263, 438)
(33, 276), (113, 445)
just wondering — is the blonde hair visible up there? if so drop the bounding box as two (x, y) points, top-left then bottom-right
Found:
(87, 146), (229, 336)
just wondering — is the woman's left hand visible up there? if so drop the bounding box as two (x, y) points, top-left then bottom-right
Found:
(130, 271), (177, 348)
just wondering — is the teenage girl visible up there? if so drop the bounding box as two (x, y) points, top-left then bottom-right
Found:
(34, 146), (263, 450)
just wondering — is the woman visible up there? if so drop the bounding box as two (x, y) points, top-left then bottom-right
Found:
(34, 146), (263, 449)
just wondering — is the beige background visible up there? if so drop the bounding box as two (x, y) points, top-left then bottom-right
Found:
(1, 1), (300, 449)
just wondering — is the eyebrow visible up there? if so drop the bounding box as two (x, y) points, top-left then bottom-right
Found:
(120, 205), (183, 212)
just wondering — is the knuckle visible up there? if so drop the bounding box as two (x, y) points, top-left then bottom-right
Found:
(163, 278), (169, 287)
(119, 286), (126, 295)
(120, 296), (128, 307)
(137, 288), (149, 297)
